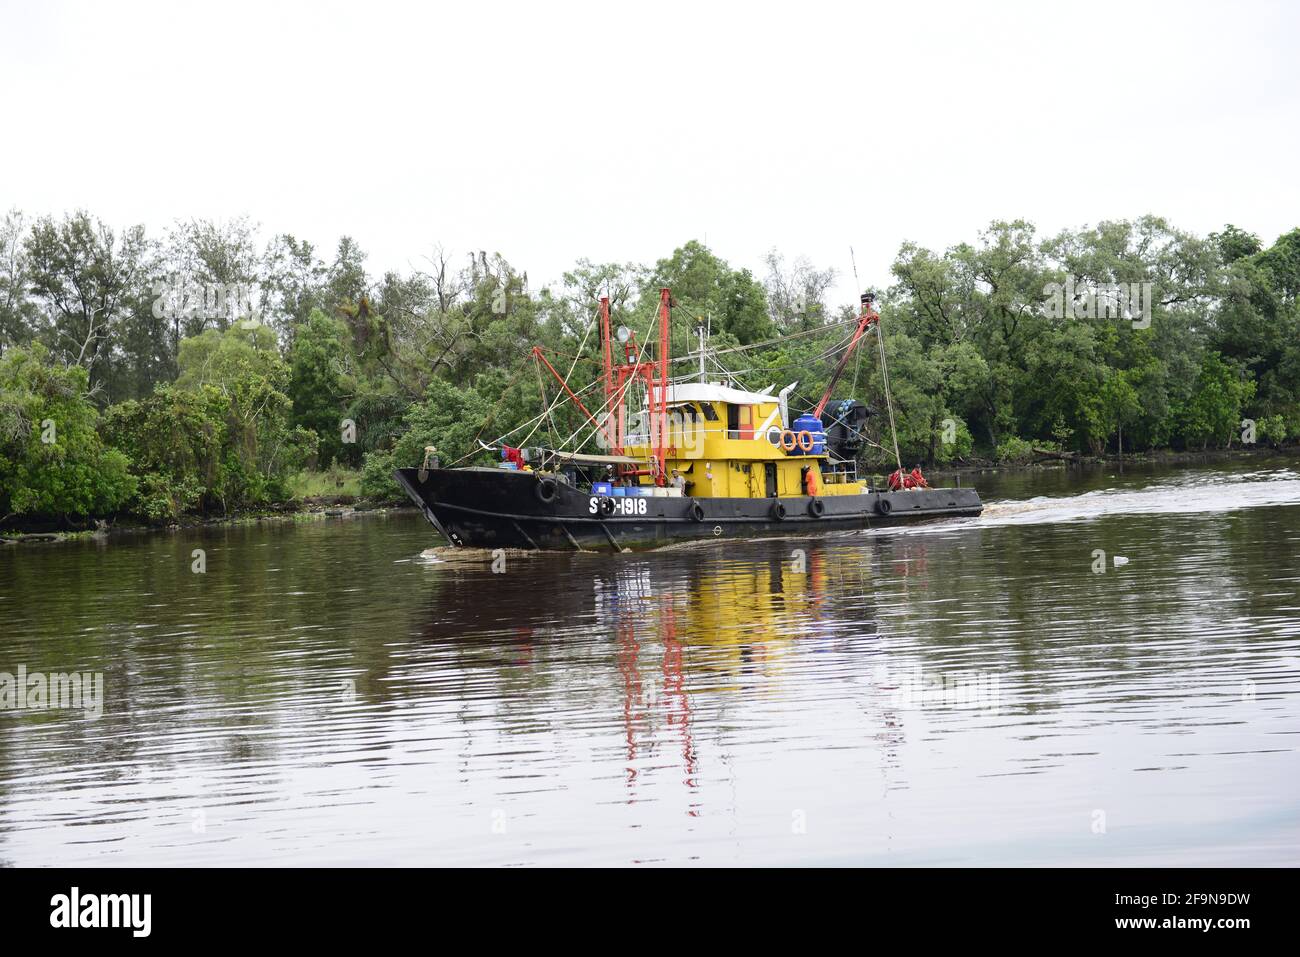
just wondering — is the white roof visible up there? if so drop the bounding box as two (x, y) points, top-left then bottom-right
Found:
(651, 383), (777, 406)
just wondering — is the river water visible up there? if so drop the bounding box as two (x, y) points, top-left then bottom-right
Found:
(2, 460), (1298, 866)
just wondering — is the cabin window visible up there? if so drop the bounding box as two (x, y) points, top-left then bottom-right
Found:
(725, 403), (756, 440)
(699, 402), (719, 422)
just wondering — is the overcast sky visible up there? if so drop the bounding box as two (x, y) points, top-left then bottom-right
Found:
(2, 0), (1297, 307)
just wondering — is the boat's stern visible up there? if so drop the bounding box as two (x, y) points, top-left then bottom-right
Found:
(869, 485), (983, 521)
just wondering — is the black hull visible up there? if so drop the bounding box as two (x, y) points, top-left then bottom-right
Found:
(394, 467), (982, 552)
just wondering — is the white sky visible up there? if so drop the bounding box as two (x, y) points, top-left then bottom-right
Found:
(2, 0), (1297, 307)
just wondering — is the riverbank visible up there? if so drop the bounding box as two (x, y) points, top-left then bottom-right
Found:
(5, 445), (1296, 545)
(1, 466), (378, 544)
(924, 442), (1299, 480)
(1, 492), (418, 546)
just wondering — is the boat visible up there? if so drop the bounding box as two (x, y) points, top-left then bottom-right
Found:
(395, 288), (982, 551)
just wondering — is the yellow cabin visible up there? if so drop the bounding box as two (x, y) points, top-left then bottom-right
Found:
(619, 383), (865, 500)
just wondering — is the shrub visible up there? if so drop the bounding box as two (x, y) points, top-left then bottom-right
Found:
(994, 435), (1038, 464)
(0, 345), (137, 519)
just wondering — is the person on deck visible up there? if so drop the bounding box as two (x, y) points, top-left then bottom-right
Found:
(501, 445), (527, 470)
(887, 466), (930, 491)
(671, 469), (686, 492)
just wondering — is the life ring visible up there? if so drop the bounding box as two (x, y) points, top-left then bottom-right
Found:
(535, 477), (558, 503)
(796, 430), (814, 452)
(877, 497), (893, 515)
(807, 497), (825, 518)
(779, 430), (798, 452)
(771, 500), (787, 520)
(600, 498), (616, 515)
(688, 500), (706, 522)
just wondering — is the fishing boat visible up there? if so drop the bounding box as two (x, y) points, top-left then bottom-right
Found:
(395, 288), (982, 551)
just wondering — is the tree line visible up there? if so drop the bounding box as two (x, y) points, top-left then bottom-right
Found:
(1, 208), (1295, 526)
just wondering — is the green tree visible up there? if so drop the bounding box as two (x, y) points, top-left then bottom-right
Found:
(1090, 368), (1143, 454)
(288, 309), (352, 466)
(102, 387), (221, 521)
(360, 378), (492, 499)
(0, 209), (39, 354)
(1210, 224), (1263, 264)
(172, 325), (316, 509)
(645, 241), (773, 345)
(175, 322), (284, 391)
(23, 210), (152, 400)
(0, 345), (135, 520)
(763, 250), (836, 332)
(261, 233), (326, 339)
(324, 236), (370, 313)
(1174, 352), (1256, 449)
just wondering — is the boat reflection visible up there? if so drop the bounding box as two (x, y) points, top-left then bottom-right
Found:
(413, 537), (904, 809)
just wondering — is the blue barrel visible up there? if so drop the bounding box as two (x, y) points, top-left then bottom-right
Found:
(792, 414), (826, 455)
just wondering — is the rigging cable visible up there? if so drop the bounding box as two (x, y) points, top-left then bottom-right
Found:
(533, 352), (559, 449)
(509, 303), (601, 451)
(447, 376), (602, 467)
(875, 314), (903, 473)
(550, 294), (670, 456)
(851, 245), (902, 474)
